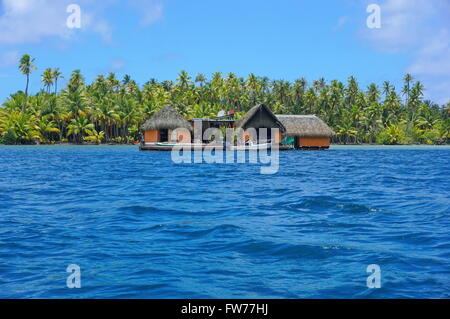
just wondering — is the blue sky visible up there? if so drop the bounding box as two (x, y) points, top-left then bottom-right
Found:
(0, 0), (449, 104)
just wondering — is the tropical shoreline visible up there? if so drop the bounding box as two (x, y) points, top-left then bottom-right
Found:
(1, 54), (449, 147)
(1, 143), (449, 147)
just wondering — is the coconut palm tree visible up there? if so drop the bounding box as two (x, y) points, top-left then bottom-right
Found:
(195, 73), (206, 88)
(63, 88), (87, 121)
(84, 129), (105, 144)
(336, 116), (358, 145)
(41, 68), (54, 93)
(177, 70), (192, 88)
(68, 69), (85, 92)
(367, 83), (380, 103)
(0, 111), (40, 144)
(19, 54), (37, 102)
(122, 74), (132, 87)
(402, 74), (413, 108)
(52, 68), (64, 95)
(382, 81), (392, 97)
(67, 116), (94, 143)
(246, 73), (261, 105)
(3, 92), (27, 111)
(37, 117), (60, 143)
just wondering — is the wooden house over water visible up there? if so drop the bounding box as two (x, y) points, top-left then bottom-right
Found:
(276, 115), (335, 149)
(141, 105), (192, 144)
(235, 104), (285, 144)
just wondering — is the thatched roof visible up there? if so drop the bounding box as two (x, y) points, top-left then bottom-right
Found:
(235, 104), (286, 131)
(276, 115), (335, 137)
(141, 105), (192, 131)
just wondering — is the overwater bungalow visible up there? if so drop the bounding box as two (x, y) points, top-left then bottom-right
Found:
(234, 104), (286, 144)
(276, 115), (335, 149)
(140, 105), (192, 150)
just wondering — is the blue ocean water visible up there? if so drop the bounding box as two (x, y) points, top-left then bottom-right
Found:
(0, 145), (449, 299)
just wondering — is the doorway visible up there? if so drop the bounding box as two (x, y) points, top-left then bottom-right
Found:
(159, 129), (169, 142)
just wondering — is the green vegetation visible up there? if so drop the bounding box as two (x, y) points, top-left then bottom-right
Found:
(1, 54), (449, 145)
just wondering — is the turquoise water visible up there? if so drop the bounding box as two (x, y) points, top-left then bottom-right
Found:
(0, 145), (449, 298)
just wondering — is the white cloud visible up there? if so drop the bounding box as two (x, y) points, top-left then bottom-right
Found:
(407, 31), (450, 77)
(0, 0), (113, 44)
(362, 0), (450, 104)
(130, 0), (164, 26)
(0, 50), (19, 68)
(0, 0), (164, 45)
(362, 0), (441, 53)
(82, 12), (113, 44)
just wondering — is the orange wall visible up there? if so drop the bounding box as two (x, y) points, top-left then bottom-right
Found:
(299, 137), (330, 147)
(273, 130), (282, 144)
(144, 130), (159, 143)
(241, 130), (282, 143)
(175, 129), (191, 143)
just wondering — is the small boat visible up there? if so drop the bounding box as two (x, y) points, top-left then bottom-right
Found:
(139, 142), (225, 151)
(155, 142), (178, 147)
(139, 142), (172, 151)
(228, 140), (273, 151)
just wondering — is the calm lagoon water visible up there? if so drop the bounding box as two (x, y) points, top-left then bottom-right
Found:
(0, 145), (449, 298)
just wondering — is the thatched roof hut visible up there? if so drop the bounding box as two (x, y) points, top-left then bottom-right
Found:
(235, 104), (286, 132)
(141, 105), (192, 131)
(276, 115), (335, 137)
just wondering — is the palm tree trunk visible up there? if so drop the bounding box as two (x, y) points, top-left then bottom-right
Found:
(103, 122), (107, 141)
(23, 74), (30, 112)
(25, 74), (29, 97)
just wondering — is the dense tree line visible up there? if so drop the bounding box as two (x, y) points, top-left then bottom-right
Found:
(1, 54), (449, 145)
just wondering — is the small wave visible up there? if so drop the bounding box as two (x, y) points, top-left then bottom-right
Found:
(230, 239), (343, 260)
(162, 224), (243, 239)
(281, 196), (386, 215)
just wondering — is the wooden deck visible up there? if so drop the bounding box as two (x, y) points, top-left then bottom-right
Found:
(139, 142), (328, 151)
